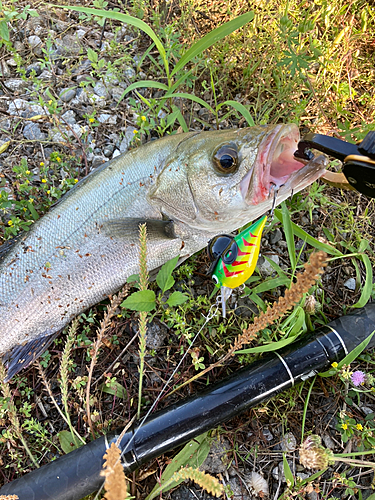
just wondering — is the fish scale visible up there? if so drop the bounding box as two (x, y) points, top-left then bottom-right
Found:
(0, 126), (327, 379)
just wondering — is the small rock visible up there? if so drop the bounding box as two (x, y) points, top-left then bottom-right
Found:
(71, 88), (89, 105)
(88, 92), (107, 108)
(23, 123), (46, 141)
(119, 126), (138, 152)
(112, 149), (121, 159)
(360, 406), (374, 416)
(39, 70), (53, 82)
(8, 99), (29, 115)
(0, 61), (11, 78)
(98, 113), (117, 125)
(344, 278), (356, 291)
(322, 433), (336, 450)
(234, 297), (259, 319)
(93, 81), (110, 99)
(124, 66), (136, 79)
(145, 322), (167, 350)
(61, 110), (76, 124)
(4, 78), (28, 92)
(59, 87), (76, 102)
(55, 34), (82, 56)
(269, 228), (282, 245)
(280, 432), (297, 452)
(103, 144), (115, 158)
(258, 254), (279, 276)
(91, 155), (106, 168)
(262, 427), (274, 441)
(277, 240), (288, 249)
(227, 476), (252, 500)
(28, 35), (43, 55)
(76, 29), (87, 39)
(6, 58), (17, 67)
(26, 62), (42, 77)
(110, 86), (125, 101)
(272, 460), (295, 483)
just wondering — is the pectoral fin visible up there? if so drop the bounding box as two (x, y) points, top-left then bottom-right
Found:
(102, 218), (176, 240)
(2, 332), (60, 381)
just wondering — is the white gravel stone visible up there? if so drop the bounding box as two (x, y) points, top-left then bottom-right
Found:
(119, 126), (138, 152)
(39, 70), (53, 82)
(258, 254), (280, 276)
(0, 61), (11, 78)
(28, 35), (43, 55)
(112, 149), (121, 159)
(8, 99), (29, 115)
(4, 78), (28, 92)
(280, 432), (297, 452)
(344, 278), (356, 291)
(97, 113), (117, 125)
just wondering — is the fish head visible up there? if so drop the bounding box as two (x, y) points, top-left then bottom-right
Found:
(150, 125), (327, 232)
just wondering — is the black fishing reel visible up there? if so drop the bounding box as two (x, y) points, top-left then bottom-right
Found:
(295, 130), (375, 198)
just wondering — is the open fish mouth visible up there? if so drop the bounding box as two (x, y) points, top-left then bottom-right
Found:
(241, 124), (327, 205)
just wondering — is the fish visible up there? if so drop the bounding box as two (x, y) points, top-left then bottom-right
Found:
(0, 124), (328, 380)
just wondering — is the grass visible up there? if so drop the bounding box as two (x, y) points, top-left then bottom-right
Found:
(0, 0), (375, 498)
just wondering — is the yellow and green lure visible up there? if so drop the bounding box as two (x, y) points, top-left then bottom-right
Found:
(207, 215), (267, 317)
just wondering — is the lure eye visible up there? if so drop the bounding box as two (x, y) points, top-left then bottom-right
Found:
(212, 274), (219, 285)
(207, 235), (233, 261)
(213, 143), (238, 174)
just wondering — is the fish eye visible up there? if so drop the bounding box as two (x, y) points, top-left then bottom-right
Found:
(213, 143), (238, 175)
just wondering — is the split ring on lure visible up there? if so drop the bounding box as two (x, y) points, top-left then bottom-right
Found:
(207, 215), (267, 317)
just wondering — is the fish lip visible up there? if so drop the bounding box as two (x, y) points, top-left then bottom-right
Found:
(241, 124), (327, 204)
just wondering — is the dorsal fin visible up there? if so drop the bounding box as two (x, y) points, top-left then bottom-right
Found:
(2, 331), (60, 381)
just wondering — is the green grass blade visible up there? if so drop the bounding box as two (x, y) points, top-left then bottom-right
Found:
(352, 253), (373, 308)
(218, 100), (255, 126)
(281, 202), (296, 271)
(274, 209), (343, 256)
(118, 80), (169, 103)
(319, 329), (375, 377)
(235, 333), (302, 354)
(283, 454), (295, 487)
(249, 276), (290, 294)
(171, 12), (254, 77)
(163, 92), (215, 113)
(58, 6), (169, 77)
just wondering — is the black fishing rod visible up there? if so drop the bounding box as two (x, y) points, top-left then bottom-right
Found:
(1, 303), (374, 500)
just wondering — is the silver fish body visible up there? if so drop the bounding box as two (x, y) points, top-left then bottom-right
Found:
(0, 125), (327, 379)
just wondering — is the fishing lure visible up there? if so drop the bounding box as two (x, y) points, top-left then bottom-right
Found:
(207, 215), (267, 317)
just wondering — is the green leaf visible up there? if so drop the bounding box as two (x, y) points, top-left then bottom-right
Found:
(27, 201), (39, 220)
(352, 253), (373, 308)
(146, 433), (210, 500)
(121, 290), (156, 312)
(166, 291), (189, 307)
(171, 12), (254, 76)
(283, 454), (294, 487)
(99, 381), (127, 399)
(58, 430), (84, 454)
(218, 100), (255, 126)
(87, 47), (98, 63)
(274, 209), (342, 256)
(281, 202), (296, 270)
(0, 19), (9, 42)
(127, 274), (140, 284)
(156, 256), (179, 293)
(319, 329), (375, 377)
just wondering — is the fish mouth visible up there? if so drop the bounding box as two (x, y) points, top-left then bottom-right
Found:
(241, 124), (327, 205)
